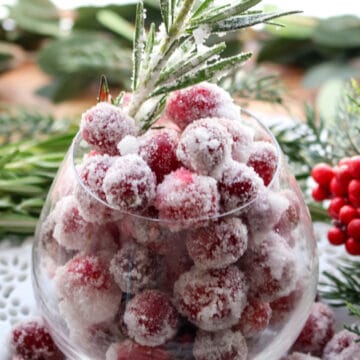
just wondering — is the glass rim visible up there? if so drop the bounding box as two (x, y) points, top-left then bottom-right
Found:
(70, 108), (282, 224)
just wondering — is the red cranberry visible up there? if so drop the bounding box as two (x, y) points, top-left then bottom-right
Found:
(247, 141), (278, 186)
(291, 302), (335, 357)
(328, 197), (347, 219)
(347, 218), (360, 241)
(186, 217), (248, 270)
(345, 237), (360, 255)
(348, 155), (360, 179)
(165, 82), (239, 130)
(312, 185), (330, 201)
(216, 161), (264, 211)
(138, 128), (181, 182)
(105, 339), (172, 360)
(233, 299), (272, 338)
(338, 205), (358, 224)
(311, 163), (334, 188)
(103, 154), (156, 212)
(11, 319), (64, 360)
(81, 102), (137, 155)
(173, 266), (248, 331)
(123, 289), (179, 347)
(334, 165), (352, 186)
(176, 118), (232, 175)
(323, 329), (360, 360)
(327, 227), (347, 245)
(348, 179), (360, 207)
(193, 329), (248, 360)
(330, 177), (348, 197)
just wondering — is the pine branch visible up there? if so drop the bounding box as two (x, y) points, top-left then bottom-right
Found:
(126, 0), (299, 130)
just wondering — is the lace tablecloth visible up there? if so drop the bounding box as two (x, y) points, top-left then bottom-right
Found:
(0, 223), (357, 359)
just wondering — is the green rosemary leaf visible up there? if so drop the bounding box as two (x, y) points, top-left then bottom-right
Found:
(140, 95), (167, 131)
(160, 0), (170, 32)
(96, 9), (135, 42)
(170, 0), (176, 25)
(151, 52), (252, 96)
(0, 213), (39, 235)
(132, 0), (145, 91)
(192, 0), (216, 19)
(142, 23), (156, 73)
(210, 11), (301, 33)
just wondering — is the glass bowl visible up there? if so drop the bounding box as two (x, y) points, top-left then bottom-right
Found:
(32, 109), (318, 360)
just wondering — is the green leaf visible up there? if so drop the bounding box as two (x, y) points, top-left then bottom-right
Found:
(192, 0), (216, 19)
(160, 0), (170, 32)
(96, 9), (135, 42)
(142, 23), (156, 73)
(133, 0), (145, 91)
(152, 52), (252, 96)
(210, 11), (301, 33)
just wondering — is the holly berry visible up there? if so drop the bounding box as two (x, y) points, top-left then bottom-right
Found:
(345, 237), (360, 255)
(327, 227), (347, 246)
(311, 185), (330, 201)
(348, 155), (360, 179)
(311, 163), (334, 188)
(338, 205), (358, 224)
(328, 197), (347, 218)
(329, 177), (348, 197)
(348, 179), (360, 207)
(347, 218), (360, 241)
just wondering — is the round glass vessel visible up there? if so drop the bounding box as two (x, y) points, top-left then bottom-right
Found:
(32, 110), (318, 360)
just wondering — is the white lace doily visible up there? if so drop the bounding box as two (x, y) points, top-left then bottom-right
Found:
(0, 224), (358, 359)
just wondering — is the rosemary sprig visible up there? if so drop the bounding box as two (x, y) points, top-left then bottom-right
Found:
(126, 0), (300, 130)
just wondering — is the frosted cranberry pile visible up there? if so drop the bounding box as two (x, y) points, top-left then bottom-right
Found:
(311, 158), (360, 255)
(38, 82), (308, 359)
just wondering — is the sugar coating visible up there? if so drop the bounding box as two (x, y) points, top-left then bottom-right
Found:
(103, 154), (156, 212)
(52, 196), (93, 251)
(55, 255), (122, 326)
(215, 160), (265, 212)
(109, 242), (159, 294)
(193, 329), (248, 360)
(240, 231), (297, 302)
(291, 302), (335, 357)
(323, 329), (360, 360)
(106, 339), (172, 360)
(155, 168), (220, 230)
(138, 128), (181, 182)
(165, 82), (240, 130)
(246, 190), (290, 235)
(75, 183), (124, 224)
(270, 281), (304, 325)
(173, 266), (248, 331)
(186, 217), (248, 270)
(176, 118), (232, 175)
(123, 289), (179, 347)
(117, 135), (140, 156)
(81, 102), (137, 155)
(80, 153), (117, 200)
(247, 141), (278, 186)
(11, 318), (65, 360)
(282, 353), (321, 360)
(234, 298), (272, 338)
(217, 118), (254, 162)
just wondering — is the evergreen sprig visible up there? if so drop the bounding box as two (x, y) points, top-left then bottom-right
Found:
(126, 0), (300, 130)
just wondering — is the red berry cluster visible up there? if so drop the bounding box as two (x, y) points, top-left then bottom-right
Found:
(311, 156), (360, 255)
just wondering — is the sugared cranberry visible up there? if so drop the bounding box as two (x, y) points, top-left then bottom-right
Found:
(81, 102), (137, 155)
(173, 266), (248, 331)
(52, 196), (93, 251)
(165, 82), (239, 130)
(103, 154), (156, 212)
(328, 197), (347, 219)
(217, 118), (254, 162)
(345, 237), (360, 255)
(215, 161), (264, 212)
(291, 302), (335, 357)
(109, 242), (159, 294)
(123, 289), (179, 347)
(311, 163), (334, 188)
(282, 352), (321, 360)
(186, 217), (248, 270)
(240, 232), (296, 302)
(193, 329), (248, 360)
(176, 118), (232, 175)
(55, 255), (121, 325)
(80, 153), (117, 200)
(247, 141), (278, 186)
(330, 177), (348, 197)
(11, 319), (65, 360)
(347, 218), (360, 241)
(323, 329), (360, 360)
(155, 168), (220, 230)
(105, 340), (172, 360)
(233, 299), (272, 338)
(348, 179), (360, 207)
(138, 128), (181, 182)
(327, 227), (347, 245)
(312, 185), (330, 201)
(348, 155), (360, 179)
